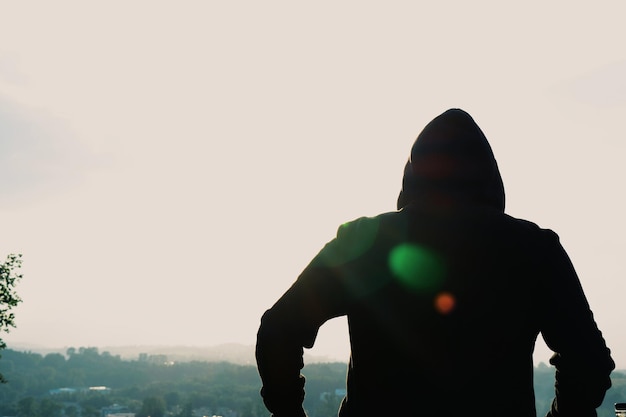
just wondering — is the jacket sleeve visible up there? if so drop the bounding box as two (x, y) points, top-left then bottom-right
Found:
(255, 266), (342, 417)
(255, 217), (378, 417)
(539, 231), (615, 417)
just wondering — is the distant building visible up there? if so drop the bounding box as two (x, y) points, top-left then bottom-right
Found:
(50, 386), (112, 396)
(102, 404), (133, 417)
(138, 353), (171, 365)
(320, 388), (347, 401)
(90, 386), (112, 394)
(49, 387), (78, 395)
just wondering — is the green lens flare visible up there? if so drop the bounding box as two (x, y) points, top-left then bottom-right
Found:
(388, 243), (445, 291)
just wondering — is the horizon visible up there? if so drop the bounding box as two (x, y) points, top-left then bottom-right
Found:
(9, 339), (615, 371)
(1, 2), (625, 370)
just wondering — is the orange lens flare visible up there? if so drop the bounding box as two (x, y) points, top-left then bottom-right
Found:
(434, 292), (455, 315)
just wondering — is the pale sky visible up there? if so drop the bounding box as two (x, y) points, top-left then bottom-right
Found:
(0, 1), (625, 369)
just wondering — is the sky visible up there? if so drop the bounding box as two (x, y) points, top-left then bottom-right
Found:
(0, 2), (625, 369)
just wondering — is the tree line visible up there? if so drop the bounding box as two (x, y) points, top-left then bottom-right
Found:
(0, 347), (624, 417)
(0, 347), (345, 417)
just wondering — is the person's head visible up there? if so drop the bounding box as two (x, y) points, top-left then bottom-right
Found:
(397, 109), (505, 211)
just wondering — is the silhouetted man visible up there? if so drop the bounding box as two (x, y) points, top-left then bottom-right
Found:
(256, 109), (614, 417)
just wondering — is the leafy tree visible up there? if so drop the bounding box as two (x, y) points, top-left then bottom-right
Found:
(177, 402), (193, 417)
(65, 404), (78, 417)
(41, 353), (66, 370)
(17, 396), (37, 417)
(315, 391), (343, 417)
(38, 398), (63, 417)
(0, 254), (23, 383)
(138, 396), (166, 417)
(164, 391), (181, 408)
(81, 404), (100, 417)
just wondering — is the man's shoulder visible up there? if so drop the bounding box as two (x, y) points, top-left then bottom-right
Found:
(336, 210), (408, 238)
(337, 209), (401, 231)
(501, 213), (561, 242)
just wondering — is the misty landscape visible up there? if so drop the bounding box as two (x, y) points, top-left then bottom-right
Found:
(1, 2), (625, 417)
(0, 345), (624, 417)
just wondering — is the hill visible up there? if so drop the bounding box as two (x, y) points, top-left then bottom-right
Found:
(6, 342), (342, 365)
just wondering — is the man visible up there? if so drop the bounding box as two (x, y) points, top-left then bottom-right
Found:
(256, 109), (614, 417)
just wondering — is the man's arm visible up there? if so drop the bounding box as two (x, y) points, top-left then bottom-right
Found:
(539, 232), (615, 417)
(255, 217), (380, 417)
(256, 303), (309, 417)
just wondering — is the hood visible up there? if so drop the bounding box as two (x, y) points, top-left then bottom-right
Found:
(397, 109), (505, 211)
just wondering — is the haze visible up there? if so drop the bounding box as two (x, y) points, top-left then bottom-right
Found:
(0, 2), (624, 369)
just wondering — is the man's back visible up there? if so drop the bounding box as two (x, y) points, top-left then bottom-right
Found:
(256, 109), (614, 417)
(334, 203), (607, 416)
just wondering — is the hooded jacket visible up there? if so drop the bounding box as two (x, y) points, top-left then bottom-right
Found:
(256, 109), (614, 417)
